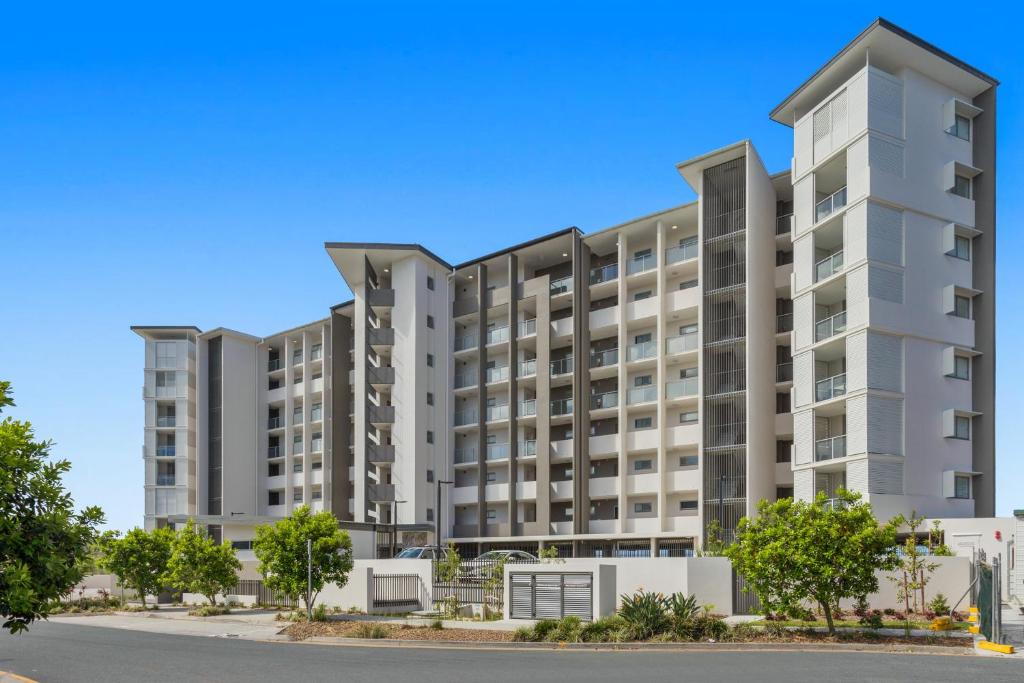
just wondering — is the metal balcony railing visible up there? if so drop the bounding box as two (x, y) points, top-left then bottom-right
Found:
(666, 333), (698, 355)
(518, 359), (537, 378)
(156, 446), (175, 457)
(268, 358), (282, 371)
(815, 186), (847, 223)
(454, 409), (478, 426)
(517, 319), (537, 338)
(550, 276), (573, 295)
(776, 362), (793, 383)
(590, 391), (619, 410)
(156, 475), (175, 486)
(590, 348), (618, 368)
(776, 214), (793, 235)
(665, 240), (698, 264)
(156, 416), (176, 428)
(815, 373), (847, 402)
(627, 340), (657, 362)
(665, 377), (699, 399)
(267, 446), (280, 458)
(550, 357), (574, 376)
(454, 372), (476, 389)
(815, 250), (845, 282)
(550, 398), (573, 416)
(814, 310), (847, 342)
(486, 365), (509, 384)
(454, 448), (477, 464)
(776, 312), (794, 333)
(454, 334), (478, 351)
(589, 263), (618, 284)
(815, 434), (847, 462)
(486, 325), (510, 345)
(627, 385), (657, 405)
(486, 443), (510, 460)
(268, 416), (283, 429)
(486, 403), (509, 421)
(627, 253), (655, 275)
(519, 399), (537, 417)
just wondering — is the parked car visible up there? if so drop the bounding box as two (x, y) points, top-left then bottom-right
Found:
(393, 546), (453, 560)
(462, 550), (538, 582)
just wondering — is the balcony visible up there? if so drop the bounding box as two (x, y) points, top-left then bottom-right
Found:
(156, 475), (175, 486)
(666, 333), (698, 355)
(156, 416), (176, 428)
(776, 214), (793, 235)
(628, 253), (655, 275)
(454, 333), (478, 352)
(815, 434), (847, 462)
(486, 325), (510, 346)
(814, 311), (847, 342)
(268, 416), (283, 429)
(550, 275), (573, 295)
(519, 399), (537, 417)
(665, 377), (698, 399)
(550, 357), (573, 377)
(627, 341), (657, 362)
(518, 359), (537, 378)
(814, 186), (847, 223)
(627, 385), (657, 405)
(268, 358), (282, 372)
(367, 288), (395, 308)
(367, 366), (395, 386)
(454, 447), (477, 464)
(486, 442), (510, 461)
(267, 446), (281, 458)
(367, 326), (394, 347)
(454, 409), (478, 427)
(665, 241), (698, 264)
(518, 319), (537, 338)
(590, 348), (618, 369)
(486, 365), (509, 384)
(155, 446), (176, 457)
(590, 263), (618, 285)
(815, 250), (844, 282)
(486, 403), (509, 422)
(551, 398), (573, 416)
(367, 484), (395, 503)
(590, 391), (619, 410)
(454, 372), (476, 389)
(453, 298), (479, 318)
(776, 362), (793, 383)
(815, 373), (847, 402)
(367, 443), (395, 464)
(519, 440), (537, 457)
(368, 405), (395, 424)
(776, 313), (794, 333)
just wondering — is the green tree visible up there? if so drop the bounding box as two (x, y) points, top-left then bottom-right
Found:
(889, 511), (940, 616)
(165, 522), (241, 606)
(435, 541), (462, 617)
(101, 527), (175, 607)
(0, 381), (105, 633)
(252, 506), (353, 612)
(698, 519), (727, 557)
(725, 490), (899, 635)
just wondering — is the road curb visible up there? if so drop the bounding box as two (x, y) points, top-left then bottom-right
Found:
(0, 671), (40, 683)
(290, 636), (976, 656)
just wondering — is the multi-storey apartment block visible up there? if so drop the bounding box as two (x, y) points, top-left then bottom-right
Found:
(133, 19), (997, 556)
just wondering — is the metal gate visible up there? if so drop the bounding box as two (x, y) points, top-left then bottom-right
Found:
(509, 572), (593, 621)
(732, 569), (760, 615)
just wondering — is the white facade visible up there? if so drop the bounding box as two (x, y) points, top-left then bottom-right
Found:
(134, 19), (997, 556)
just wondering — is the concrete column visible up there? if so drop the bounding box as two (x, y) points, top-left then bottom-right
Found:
(616, 235), (629, 534)
(507, 254), (519, 533)
(655, 221), (667, 534)
(475, 264), (488, 535)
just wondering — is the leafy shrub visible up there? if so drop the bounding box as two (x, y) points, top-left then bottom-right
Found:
(189, 604), (231, 617)
(928, 593), (950, 616)
(513, 626), (535, 642)
(430, 618), (444, 630)
(858, 610), (884, 629)
(311, 604), (329, 622)
(352, 623), (389, 639)
(727, 623), (758, 641)
(530, 619), (559, 641)
(618, 591), (669, 640)
(689, 614), (728, 641)
(548, 616), (583, 643)
(579, 615), (625, 643)
(785, 604), (816, 621)
(852, 595), (870, 618)
(883, 607), (897, 616)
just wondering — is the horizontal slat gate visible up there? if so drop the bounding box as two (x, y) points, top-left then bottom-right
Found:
(509, 572), (592, 621)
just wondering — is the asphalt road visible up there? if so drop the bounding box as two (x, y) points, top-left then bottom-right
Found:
(2, 622), (1021, 683)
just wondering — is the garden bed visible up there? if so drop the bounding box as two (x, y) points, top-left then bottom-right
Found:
(283, 621), (515, 642)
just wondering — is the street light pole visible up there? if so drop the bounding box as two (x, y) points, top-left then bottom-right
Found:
(390, 500), (406, 557)
(436, 480), (453, 557)
(306, 537), (312, 621)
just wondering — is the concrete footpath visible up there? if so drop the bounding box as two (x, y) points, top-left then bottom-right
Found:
(48, 609), (288, 641)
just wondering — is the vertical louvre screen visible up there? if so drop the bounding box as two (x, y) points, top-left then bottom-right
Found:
(534, 574), (562, 619)
(509, 572), (593, 621)
(702, 157), (747, 544)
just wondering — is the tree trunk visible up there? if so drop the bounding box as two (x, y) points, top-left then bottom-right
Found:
(820, 601), (836, 636)
(140, 590), (147, 608)
(207, 594), (218, 607)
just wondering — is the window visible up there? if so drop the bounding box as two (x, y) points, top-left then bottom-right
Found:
(231, 540), (253, 550)
(680, 323), (697, 336)
(293, 490), (303, 502)
(680, 367), (697, 379)
(311, 343), (322, 360)
(311, 403), (323, 421)
(954, 415), (971, 440)
(634, 248), (652, 259)
(426, 392), (434, 406)
(776, 392), (791, 414)
(293, 462), (303, 473)
(156, 461), (175, 486)
(268, 491), (281, 506)
(678, 500), (698, 511)
(678, 279), (698, 290)
(633, 459), (653, 471)
(948, 114), (971, 141)
(155, 342), (176, 367)
(427, 353), (434, 367)
(634, 374), (652, 387)
(953, 295), (971, 319)
(776, 440), (793, 463)
(951, 355), (971, 380)
(269, 378), (281, 390)
(311, 461), (322, 470)
(633, 290), (652, 301)
(311, 432), (323, 452)
(426, 431), (434, 444)
(293, 407), (303, 423)
(952, 174), (972, 199)
(634, 502), (653, 514)
(292, 434), (303, 454)
(954, 475), (971, 499)
(487, 471), (497, 483)
(268, 463), (280, 477)
(486, 509), (497, 521)
(426, 315), (435, 329)
(635, 332), (652, 344)
(679, 411), (698, 424)
(426, 469), (434, 483)
(951, 235), (971, 261)
(312, 490), (322, 501)
(426, 507), (434, 522)
(679, 455), (698, 468)
(427, 275), (435, 291)
(292, 349), (303, 365)
(634, 417), (653, 430)
(155, 371), (176, 388)
(776, 486), (794, 500)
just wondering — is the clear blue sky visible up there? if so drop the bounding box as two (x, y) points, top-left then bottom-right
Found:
(1, 3), (1021, 531)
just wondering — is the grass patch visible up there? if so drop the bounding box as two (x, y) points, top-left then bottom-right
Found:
(189, 604), (231, 617)
(352, 623), (390, 639)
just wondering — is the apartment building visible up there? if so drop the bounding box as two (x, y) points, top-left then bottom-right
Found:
(133, 19), (996, 556)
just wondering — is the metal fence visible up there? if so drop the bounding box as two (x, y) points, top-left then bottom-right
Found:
(228, 579), (295, 607)
(372, 573), (422, 610)
(432, 558), (537, 610)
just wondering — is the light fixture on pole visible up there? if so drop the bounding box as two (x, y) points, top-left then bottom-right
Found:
(435, 480), (454, 557)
